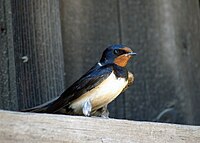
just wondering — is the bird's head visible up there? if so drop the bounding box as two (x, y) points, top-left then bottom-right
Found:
(100, 44), (136, 67)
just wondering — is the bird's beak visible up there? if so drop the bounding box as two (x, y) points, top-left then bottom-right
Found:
(120, 47), (136, 56)
(127, 52), (137, 56)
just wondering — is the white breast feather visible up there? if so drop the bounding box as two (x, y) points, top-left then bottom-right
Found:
(70, 72), (128, 112)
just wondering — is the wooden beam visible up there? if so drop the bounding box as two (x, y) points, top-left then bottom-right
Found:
(0, 110), (199, 143)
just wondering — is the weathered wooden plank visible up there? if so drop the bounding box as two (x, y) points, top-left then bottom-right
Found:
(0, 110), (200, 143)
(60, 0), (119, 85)
(0, 0), (18, 110)
(119, 0), (200, 124)
(10, 0), (64, 110)
(60, 0), (126, 118)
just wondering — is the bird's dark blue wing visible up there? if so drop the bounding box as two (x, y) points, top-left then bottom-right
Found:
(45, 64), (113, 113)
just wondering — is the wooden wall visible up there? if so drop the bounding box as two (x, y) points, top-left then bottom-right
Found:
(0, 0), (200, 125)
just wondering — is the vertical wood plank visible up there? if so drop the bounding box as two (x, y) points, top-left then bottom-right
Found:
(10, 0), (64, 110)
(0, 0), (18, 110)
(119, 0), (200, 124)
(60, 0), (119, 84)
(182, 0), (200, 124)
(60, 0), (126, 118)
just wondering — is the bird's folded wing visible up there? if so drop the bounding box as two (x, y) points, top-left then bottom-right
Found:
(45, 64), (113, 113)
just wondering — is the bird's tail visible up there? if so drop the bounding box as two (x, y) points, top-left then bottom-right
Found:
(21, 97), (59, 113)
(21, 104), (48, 113)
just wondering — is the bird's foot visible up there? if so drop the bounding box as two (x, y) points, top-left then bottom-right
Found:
(82, 100), (92, 117)
(92, 105), (109, 118)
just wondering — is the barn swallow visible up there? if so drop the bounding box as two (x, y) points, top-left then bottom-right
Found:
(22, 44), (136, 117)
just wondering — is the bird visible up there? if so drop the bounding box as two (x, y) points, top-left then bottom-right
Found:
(22, 44), (136, 118)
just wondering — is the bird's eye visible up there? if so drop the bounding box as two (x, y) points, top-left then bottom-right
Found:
(114, 49), (119, 55)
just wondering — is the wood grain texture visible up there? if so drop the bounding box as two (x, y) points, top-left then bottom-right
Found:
(0, 0), (18, 110)
(0, 110), (200, 143)
(119, 0), (200, 124)
(10, 0), (64, 110)
(60, 0), (119, 85)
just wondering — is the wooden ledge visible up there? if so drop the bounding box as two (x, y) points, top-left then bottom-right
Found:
(0, 110), (199, 143)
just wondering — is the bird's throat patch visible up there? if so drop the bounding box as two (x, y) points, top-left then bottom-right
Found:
(114, 55), (131, 67)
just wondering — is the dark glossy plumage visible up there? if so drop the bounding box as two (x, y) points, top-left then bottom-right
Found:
(22, 44), (136, 117)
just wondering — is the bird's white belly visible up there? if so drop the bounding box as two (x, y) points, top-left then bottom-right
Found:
(70, 72), (128, 112)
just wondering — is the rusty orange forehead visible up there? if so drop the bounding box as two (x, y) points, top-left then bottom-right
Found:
(120, 47), (133, 53)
